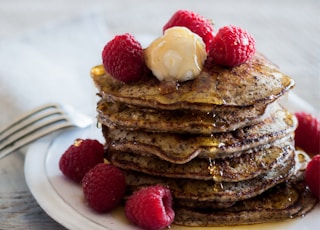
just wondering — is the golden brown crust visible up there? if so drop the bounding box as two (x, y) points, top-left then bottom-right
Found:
(92, 53), (294, 110)
(102, 104), (297, 164)
(123, 151), (295, 203)
(106, 141), (294, 182)
(97, 98), (271, 134)
(173, 181), (317, 226)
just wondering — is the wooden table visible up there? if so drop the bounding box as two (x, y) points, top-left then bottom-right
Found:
(0, 0), (319, 229)
(0, 151), (66, 229)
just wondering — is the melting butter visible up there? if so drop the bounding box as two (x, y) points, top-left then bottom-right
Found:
(144, 26), (207, 82)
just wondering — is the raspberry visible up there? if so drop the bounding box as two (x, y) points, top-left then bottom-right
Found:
(125, 185), (175, 230)
(82, 163), (126, 212)
(207, 25), (256, 67)
(295, 112), (320, 156)
(305, 155), (320, 199)
(102, 33), (146, 83)
(163, 10), (214, 52)
(59, 139), (104, 183)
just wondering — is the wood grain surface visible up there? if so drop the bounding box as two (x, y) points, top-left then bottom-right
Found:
(0, 152), (66, 229)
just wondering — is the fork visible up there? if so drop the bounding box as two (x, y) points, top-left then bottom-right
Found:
(0, 103), (93, 160)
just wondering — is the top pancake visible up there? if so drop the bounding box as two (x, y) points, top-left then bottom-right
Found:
(92, 53), (294, 110)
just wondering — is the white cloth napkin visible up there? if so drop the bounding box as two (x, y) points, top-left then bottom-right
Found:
(0, 10), (110, 127)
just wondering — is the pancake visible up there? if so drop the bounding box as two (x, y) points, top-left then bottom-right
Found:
(174, 178), (302, 211)
(102, 104), (297, 164)
(173, 150), (312, 211)
(174, 199), (236, 210)
(124, 150), (295, 203)
(173, 152), (316, 226)
(106, 139), (294, 182)
(97, 98), (272, 134)
(92, 53), (294, 111)
(173, 180), (317, 226)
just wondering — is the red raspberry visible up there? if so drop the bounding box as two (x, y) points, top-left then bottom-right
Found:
(305, 155), (320, 199)
(82, 163), (126, 212)
(163, 10), (214, 52)
(295, 112), (320, 156)
(59, 139), (104, 183)
(102, 33), (145, 83)
(207, 25), (256, 67)
(125, 185), (175, 230)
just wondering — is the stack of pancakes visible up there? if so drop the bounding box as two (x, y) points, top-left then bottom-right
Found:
(91, 53), (317, 226)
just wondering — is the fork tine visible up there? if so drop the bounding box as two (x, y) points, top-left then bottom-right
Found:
(0, 105), (62, 141)
(0, 103), (59, 135)
(0, 113), (69, 151)
(0, 121), (74, 160)
(0, 103), (92, 160)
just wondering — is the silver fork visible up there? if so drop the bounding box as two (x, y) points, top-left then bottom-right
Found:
(0, 103), (93, 160)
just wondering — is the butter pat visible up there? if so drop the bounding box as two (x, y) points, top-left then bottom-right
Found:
(144, 27), (207, 82)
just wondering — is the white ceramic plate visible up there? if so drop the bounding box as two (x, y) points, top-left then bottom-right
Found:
(25, 93), (319, 230)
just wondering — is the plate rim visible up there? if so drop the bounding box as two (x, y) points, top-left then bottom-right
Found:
(24, 132), (110, 230)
